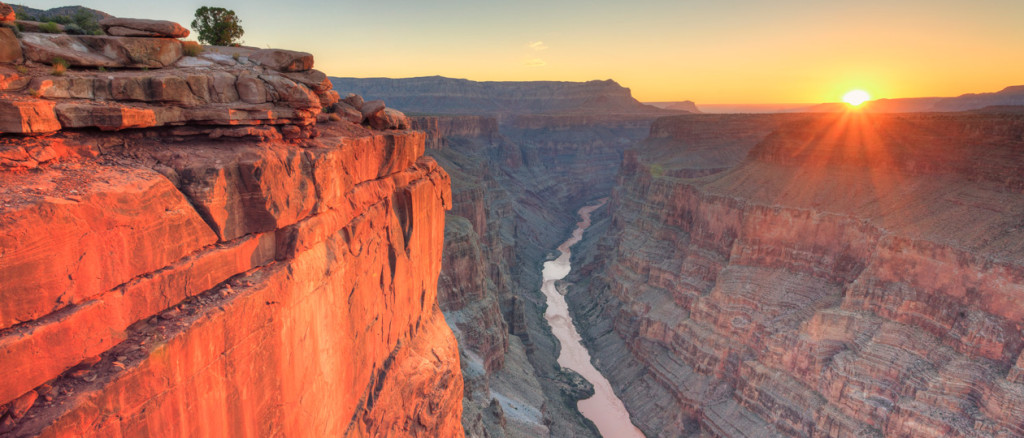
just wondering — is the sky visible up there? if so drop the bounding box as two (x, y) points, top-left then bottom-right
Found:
(15, 0), (1024, 104)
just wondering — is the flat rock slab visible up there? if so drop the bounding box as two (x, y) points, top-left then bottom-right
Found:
(249, 49), (314, 72)
(20, 33), (182, 68)
(0, 100), (60, 134)
(100, 17), (189, 38)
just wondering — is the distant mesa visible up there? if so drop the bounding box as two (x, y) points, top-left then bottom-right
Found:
(329, 75), (688, 119)
(645, 100), (702, 113)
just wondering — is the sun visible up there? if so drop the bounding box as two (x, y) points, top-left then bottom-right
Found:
(842, 89), (871, 106)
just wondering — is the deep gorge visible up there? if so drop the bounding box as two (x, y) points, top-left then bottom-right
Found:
(3, 12), (1024, 437)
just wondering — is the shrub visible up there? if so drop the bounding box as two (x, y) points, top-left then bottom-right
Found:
(16, 65), (29, 74)
(231, 52), (240, 61)
(64, 23), (85, 35)
(71, 8), (102, 35)
(39, 22), (60, 34)
(190, 7), (244, 46)
(28, 88), (42, 98)
(51, 58), (69, 76)
(181, 41), (203, 56)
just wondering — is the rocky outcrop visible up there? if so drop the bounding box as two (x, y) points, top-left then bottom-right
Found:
(0, 47), (339, 136)
(331, 75), (678, 119)
(567, 112), (1024, 437)
(99, 17), (189, 38)
(0, 18), (462, 437)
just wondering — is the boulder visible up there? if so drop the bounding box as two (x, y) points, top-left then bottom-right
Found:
(0, 27), (21, 63)
(342, 93), (364, 109)
(249, 49), (313, 72)
(361, 99), (385, 119)
(0, 3), (14, 22)
(0, 99), (61, 134)
(20, 33), (182, 68)
(99, 17), (189, 38)
(318, 89), (340, 107)
(367, 107), (410, 130)
(331, 102), (363, 124)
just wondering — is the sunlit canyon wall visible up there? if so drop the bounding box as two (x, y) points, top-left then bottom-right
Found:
(568, 112), (1024, 437)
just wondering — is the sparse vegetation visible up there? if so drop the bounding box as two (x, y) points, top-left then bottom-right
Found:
(97, 66), (107, 72)
(649, 163), (665, 178)
(70, 8), (102, 35)
(231, 52), (240, 61)
(51, 58), (69, 76)
(39, 21), (60, 34)
(28, 88), (42, 98)
(16, 65), (29, 74)
(190, 7), (244, 46)
(64, 23), (85, 35)
(3, 23), (20, 38)
(181, 41), (203, 57)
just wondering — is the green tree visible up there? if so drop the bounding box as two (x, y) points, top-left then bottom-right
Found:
(190, 7), (244, 46)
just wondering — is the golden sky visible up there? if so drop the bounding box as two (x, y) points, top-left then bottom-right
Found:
(23, 0), (1024, 103)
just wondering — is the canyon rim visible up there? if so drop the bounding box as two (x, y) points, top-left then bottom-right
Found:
(2, 2), (1024, 438)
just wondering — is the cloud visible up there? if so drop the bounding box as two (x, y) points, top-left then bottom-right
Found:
(524, 58), (546, 67)
(528, 41), (548, 51)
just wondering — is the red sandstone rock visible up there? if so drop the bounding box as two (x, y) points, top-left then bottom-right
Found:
(0, 3), (14, 22)
(7, 390), (37, 419)
(0, 27), (21, 63)
(0, 165), (218, 333)
(0, 99), (61, 134)
(20, 33), (183, 68)
(99, 17), (190, 38)
(343, 93), (364, 109)
(368, 107), (411, 130)
(361, 99), (385, 119)
(249, 48), (314, 72)
(0, 121), (460, 437)
(332, 102), (363, 124)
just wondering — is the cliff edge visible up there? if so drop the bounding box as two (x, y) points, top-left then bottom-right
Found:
(0, 9), (462, 437)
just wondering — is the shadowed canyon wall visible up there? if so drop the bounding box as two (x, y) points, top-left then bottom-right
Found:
(393, 105), (660, 436)
(0, 17), (462, 436)
(567, 112), (1024, 437)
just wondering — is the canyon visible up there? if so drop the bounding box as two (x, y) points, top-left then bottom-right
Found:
(567, 111), (1024, 437)
(329, 75), (680, 436)
(4, 6), (1024, 438)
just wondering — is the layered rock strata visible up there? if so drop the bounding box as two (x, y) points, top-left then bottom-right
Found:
(415, 113), (660, 437)
(0, 16), (460, 437)
(568, 112), (1024, 437)
(331, 75), (678, 120)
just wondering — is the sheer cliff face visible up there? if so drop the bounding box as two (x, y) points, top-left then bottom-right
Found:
(330, 76), (673, 117)
(0, 32), (461, 437)
(569, 112), (1024, 437)
(417, 114), (657, 437)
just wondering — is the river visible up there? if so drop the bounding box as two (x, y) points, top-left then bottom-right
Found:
(540, 200), (644, 438)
